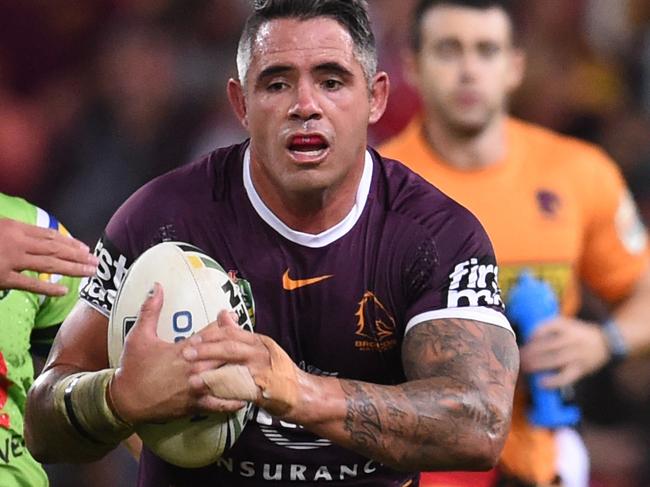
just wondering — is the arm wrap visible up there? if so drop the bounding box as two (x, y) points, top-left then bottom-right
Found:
(53, 369), (134, 445)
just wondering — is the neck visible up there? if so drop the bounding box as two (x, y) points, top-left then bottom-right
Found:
(249, 156), (365, 235)
(423, 113), (508, 170)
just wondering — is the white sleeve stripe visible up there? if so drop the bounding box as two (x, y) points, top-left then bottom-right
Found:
(405, 307), (514, 336)
(36, 207), (50, 229)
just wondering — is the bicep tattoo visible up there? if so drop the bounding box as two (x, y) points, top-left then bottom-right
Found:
(403, 318), (518, 380)
(339, 319), (518, 469)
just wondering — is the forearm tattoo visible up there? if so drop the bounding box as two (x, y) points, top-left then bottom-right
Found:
(341, 319), (518, 470)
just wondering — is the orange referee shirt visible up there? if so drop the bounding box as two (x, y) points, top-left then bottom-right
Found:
(380, 116), (649, 485)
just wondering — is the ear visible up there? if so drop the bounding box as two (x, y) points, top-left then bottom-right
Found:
(227, 78), (249, 129)
(506, 48), (526, 93)
(368, 71), (390, 125)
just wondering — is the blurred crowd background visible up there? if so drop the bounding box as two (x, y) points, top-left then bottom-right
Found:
(1, 0), (649, 485)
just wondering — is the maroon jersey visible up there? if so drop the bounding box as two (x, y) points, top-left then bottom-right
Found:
(81, 142), (511, 486)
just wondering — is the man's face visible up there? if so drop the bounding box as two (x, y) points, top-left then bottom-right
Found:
(410, 5), (523, 135)
(229, 17), (387, 198)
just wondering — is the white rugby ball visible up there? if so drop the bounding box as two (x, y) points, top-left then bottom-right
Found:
(108, 241), (254, 468)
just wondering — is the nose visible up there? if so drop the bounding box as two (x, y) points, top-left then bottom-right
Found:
(288, 79), (323, 122)
(459, 52), (480, 82)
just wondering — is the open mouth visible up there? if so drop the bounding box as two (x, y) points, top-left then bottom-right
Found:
(287, 134), (329, 160)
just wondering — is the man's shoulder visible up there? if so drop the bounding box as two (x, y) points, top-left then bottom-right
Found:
(150, 143), (245, 194)
(509, 117), (615, 171)
(0, 193), (36, 224)
(0, 193), (74, 240)
(103, 142), (246, 246)
(373, 147), (438, 199)
(372, 149), (480, 233)
(117, 143), (245, 216)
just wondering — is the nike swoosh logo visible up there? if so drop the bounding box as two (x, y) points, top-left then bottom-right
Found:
(282, 269), (334, 291)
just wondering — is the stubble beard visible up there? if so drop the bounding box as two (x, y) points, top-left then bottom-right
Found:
(444, 105), (496, 139)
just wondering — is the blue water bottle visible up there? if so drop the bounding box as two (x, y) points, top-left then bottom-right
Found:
(506, 272), (581, 427)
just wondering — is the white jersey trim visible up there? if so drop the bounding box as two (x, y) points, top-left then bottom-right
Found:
(81, 297), (110, 318)
(243, 147), (373, 248)
(36, 207), (50, 229)
(405, 307), (514, 336)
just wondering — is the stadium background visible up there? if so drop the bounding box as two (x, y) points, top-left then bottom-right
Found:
(0, 0), (648, 485)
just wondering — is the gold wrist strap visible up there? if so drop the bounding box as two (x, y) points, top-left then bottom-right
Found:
(54, 369), (134, 445)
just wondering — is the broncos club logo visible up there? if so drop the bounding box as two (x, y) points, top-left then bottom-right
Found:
(353, 291), (397, 352)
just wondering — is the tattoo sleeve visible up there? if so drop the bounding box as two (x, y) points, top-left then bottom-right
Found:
(340, 319), (518, 471)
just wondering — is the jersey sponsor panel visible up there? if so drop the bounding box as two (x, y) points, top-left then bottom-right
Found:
(214, 456), (381, 482)
(80, 236), (131, 316)
(407, 254), (513, 334)
(446, 256), (503, 309)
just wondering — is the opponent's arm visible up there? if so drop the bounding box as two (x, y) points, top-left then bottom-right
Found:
(0, 218), (97, 295)
(189, 314), (519, 472)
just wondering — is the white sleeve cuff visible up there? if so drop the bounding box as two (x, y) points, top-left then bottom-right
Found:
(405, 307), (514, 336)
(80, 298), (111, 318)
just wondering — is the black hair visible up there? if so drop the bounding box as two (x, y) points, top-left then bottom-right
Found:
(237, 0), (377, 84)
(409, 0), (517, 52)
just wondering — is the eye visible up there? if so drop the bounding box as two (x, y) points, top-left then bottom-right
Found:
(267, 81), (288, 92)
(322, 78), (343, 91)
(478, 43), (501, 58)
(434, 40), (461, 60)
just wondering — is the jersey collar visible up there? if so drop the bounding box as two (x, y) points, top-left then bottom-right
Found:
(243, 147), (373, 248)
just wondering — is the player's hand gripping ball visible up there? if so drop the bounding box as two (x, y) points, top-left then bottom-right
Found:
(108, 242), (255, 468)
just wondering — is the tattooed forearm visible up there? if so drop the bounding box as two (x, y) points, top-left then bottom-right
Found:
(337, 319), (518, 471)
(342, 381), (383, 449)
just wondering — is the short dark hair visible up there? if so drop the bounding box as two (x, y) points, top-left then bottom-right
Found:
(237, 0), (377, 85)
(409, 0), (517, 52)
